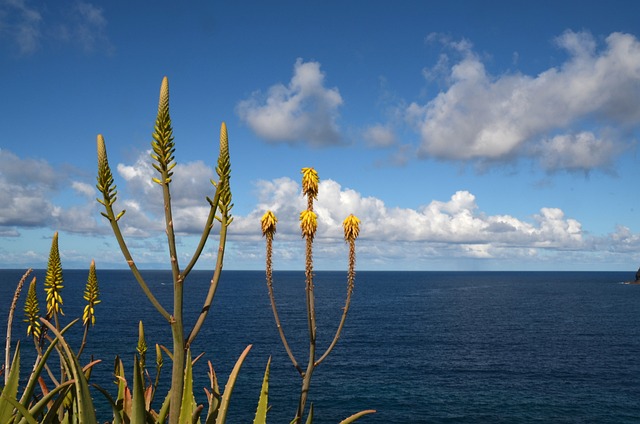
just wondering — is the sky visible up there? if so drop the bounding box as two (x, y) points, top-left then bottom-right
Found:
(1, 0), (640, 271)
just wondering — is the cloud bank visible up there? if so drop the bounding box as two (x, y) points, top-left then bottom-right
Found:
(1, 149), (639, 269)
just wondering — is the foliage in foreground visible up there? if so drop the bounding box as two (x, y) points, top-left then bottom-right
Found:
(1, 77), (373, 423)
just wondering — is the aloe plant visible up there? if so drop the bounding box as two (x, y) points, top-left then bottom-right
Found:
(96, 76), (234, 423)
(0, 234), (105, 423)
(261, 168), (374, 423)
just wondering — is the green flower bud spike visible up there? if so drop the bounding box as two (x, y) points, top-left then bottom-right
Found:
(82, 259), (101, 327)
(24, 276), (40, 338)
(44, 232), (64, 319)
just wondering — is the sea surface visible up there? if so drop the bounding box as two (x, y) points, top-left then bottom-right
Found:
(1, 269), (640, 423)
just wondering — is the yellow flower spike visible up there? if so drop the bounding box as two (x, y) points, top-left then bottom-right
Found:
(343, 214), (361, 242)
(301, 167), (319, 200)
(261, 210), (278, 237)
(24, 276), (41, 338)
(300, 210), (318, 239)
(44, 232), (64, 317)
(82, 259), (101, 327)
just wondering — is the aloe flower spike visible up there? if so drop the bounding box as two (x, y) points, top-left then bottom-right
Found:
(24, 277), (40, 338)
(343, 214), (361, 242)
(299, 210), (318, 239)
(44, 232), (64, 318)
(301, 167), (319, 200)
(82, 259), (101, 327)
(261, 211), (278, 237)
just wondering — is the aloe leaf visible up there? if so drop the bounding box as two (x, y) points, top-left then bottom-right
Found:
(131, 356), (147, 424)
(304, 404), (313, 424)
(17, 381), (74, 424)
(0, 342), (20, 423)
(178, 349), (194, 424)
(89, 383), (123, 424)
(155, 390), (171, 424)
(2, 393), (37, 424)
(252, 357), (271, 424)
(204, 361), (220, 424)
(40, 318), (97, 423)
(337, 409), (376, 424)
(215, 344), (252, 424)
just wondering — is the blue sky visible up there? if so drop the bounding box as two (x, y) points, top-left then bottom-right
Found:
(2, 0), (640, 271)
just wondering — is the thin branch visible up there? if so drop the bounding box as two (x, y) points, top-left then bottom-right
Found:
(104, 202), (171, 322)
(181, 189), (221, 280)
(265, 235), (302, 375)
(185, 209), (228, 348)
(5, 268), (32, 385)
(316, 239), (356, 366)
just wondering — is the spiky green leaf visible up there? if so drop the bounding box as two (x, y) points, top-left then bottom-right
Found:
(252, 357), (271, 424)
(215, 345), (252, 424)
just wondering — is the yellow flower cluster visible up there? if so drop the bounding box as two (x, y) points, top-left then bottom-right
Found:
(342, 214), (361, 242)
(261, 210), (278, 237)
(301, 167), (319, 200)
(299, 210), (318, 239)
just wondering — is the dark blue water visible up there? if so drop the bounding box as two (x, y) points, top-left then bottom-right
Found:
(1, 270), (640, 423)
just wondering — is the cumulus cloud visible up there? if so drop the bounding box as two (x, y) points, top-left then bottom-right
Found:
(116, 150), (222, 234)
(237, 58), (344, 146)
(408, 31), (640, 171)
(0, 149), (103, 234)
(0, 149), (58, 227)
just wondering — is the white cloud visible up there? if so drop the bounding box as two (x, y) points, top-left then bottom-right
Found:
(535, 131), (619, 172)
(408, 31), (640, 171)
(236, 176), (592, 259)
(57, 1), (113, 54)
(0, 0), (112, 55)
(0, 149), (104, 234)
(116, 150), (223, 235)
(363, 124), (397, 148)
(0, 149), (58, 226)
(0, 0), (42, 54)
(237, 58), (344, 146)
(72, 181), (95, 198)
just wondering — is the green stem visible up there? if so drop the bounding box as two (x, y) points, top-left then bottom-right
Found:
(77, 324), (90, 359)
(315, 239), (356, 367)
(265, 235), (302, 375)
(159, 180), (186, 424)
(295, 235), (316, 422)
(185, 212), (228, 348)
(103, 201), (171, 321)
(181, 189), (221, 280)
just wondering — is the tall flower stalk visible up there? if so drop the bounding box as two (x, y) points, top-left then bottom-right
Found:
(96, 76), (233, 424)
(262, 167), (370, 423)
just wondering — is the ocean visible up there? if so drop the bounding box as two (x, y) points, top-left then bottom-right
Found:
(1, 269), (640, 423)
